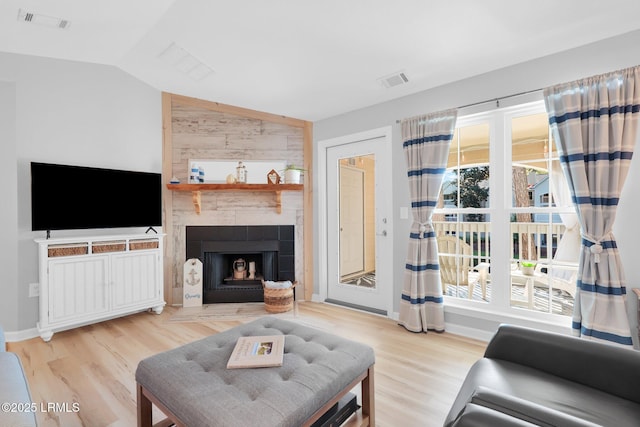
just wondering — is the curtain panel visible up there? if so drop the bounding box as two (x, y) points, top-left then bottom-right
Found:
(544, 65), (640, 346)
(398, 110), (457, 333)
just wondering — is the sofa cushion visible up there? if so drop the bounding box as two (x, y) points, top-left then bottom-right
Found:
(451, 403), (540, 427)
(467, 386), (600, 427)
(0, 352), (37, 426)
(447, 358), (640, 427)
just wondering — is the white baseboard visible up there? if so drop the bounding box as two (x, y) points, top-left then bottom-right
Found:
(444, 323), (493, 342)
(5, 327), (39, 343)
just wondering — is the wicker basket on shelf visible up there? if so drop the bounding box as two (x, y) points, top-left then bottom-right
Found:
(48, 244), (89, 257)
(92, 241), (126, 253)
(130, 239), (159, 250)
(262, 280), (297, 313)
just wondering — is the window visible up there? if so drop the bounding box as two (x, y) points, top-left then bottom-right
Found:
(435, 101), (578, 319)
(435, 122), (491, 300)
(540, 193), (550, 206)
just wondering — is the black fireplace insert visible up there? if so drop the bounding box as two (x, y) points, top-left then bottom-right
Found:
(186, 225), (295, 303)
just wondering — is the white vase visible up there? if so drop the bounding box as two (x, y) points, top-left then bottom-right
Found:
(284, 169), (301, 184)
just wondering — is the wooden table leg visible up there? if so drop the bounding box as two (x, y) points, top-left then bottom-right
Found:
(137, 383), (153, 427)
(361, 365), (375, 426)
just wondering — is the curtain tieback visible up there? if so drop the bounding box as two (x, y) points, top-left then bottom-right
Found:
(415, 222), (433, 238)
(581, 232), (610, 263)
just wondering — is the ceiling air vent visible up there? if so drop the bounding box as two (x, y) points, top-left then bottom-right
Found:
(378, 71), (409, 88)
(158, 42), (215, 81)
(17, 9), (71, 30)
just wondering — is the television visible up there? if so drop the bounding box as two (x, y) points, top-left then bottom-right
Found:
(31, 162), (162, 233)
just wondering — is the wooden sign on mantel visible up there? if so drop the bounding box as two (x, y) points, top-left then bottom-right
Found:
(267, 169), (281, 185)
(183, 258), (203, 307)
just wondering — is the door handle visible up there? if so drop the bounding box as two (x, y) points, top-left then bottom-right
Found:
(376, 230), (387, 236)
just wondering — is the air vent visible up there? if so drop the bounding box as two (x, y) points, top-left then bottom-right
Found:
(158, 42), (215, 81)
(378, 71), (409, 88)
(17, 9), (71, 29)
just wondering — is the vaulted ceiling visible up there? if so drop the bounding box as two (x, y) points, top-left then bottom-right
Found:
(3, 0), (640, 121)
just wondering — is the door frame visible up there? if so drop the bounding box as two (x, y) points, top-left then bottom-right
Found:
(316, 126), (393, 316)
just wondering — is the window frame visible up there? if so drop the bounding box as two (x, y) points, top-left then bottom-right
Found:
(436, 100), (574, 328)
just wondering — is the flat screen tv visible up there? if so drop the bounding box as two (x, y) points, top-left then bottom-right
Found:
(31, 162), (162, 233)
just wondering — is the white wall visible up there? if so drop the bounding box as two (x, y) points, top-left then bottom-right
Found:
(0, 52), (162, 335)
(314, 29), (640, 340)
(0, 81), (18, 331)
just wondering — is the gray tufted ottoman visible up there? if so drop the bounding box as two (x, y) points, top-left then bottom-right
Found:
(135, 317), (375, 427)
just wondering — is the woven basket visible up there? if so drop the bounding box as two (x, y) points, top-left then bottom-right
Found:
(130, 239), (159, 250)
(48, 244), (88, 257)
(92, 241), (126, 253)
(262, 281), (297, 313)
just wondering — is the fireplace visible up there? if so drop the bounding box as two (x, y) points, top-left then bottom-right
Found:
(186, 225), (295, 303)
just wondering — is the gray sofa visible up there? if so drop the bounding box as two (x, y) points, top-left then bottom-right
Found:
(444, 324), (640, 427)
(0, 326), (37, 427)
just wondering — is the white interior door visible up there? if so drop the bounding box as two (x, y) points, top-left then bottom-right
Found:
(339, 165), (365, 277)
(324, 133), (392, 314)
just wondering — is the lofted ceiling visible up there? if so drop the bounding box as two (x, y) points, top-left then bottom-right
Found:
(3, 0), (640, 121)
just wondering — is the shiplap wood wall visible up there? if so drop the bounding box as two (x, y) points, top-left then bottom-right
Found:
(161, 93), (312, 305)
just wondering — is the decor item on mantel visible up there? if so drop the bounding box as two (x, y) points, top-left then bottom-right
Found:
(236, 161), (247, 183)
(190, 163), (200, 183)
(283, 164), (305, 184)
(267, 169), (281, 184)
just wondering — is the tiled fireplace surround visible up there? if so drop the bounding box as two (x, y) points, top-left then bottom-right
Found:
(186, 225), (295, 303)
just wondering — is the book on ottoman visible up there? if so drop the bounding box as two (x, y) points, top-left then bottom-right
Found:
(227, 335), (285, 369)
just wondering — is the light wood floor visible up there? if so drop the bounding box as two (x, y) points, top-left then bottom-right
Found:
(7, 302), (486, 427)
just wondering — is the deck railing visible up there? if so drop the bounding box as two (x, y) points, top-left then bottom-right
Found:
(433, 221), (567, 265)
(434, 221), (574, 315)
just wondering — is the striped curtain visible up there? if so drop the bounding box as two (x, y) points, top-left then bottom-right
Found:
(398, 110), (457, 333)
(544, 65), (640, 346)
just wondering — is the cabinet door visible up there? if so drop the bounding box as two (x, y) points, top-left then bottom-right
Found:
(48, 256), (110, 324)
(111, 251), (161, 309)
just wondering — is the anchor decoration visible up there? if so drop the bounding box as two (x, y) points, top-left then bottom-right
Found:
(186, 266), (201, 286)
(183, 258), (203, 308)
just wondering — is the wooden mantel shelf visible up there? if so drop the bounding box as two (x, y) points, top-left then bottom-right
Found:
(166, 183), (304, 214)
(167, 183), (303, 191)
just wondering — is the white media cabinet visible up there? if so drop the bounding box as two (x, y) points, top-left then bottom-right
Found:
(35, 233), (166, 341)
